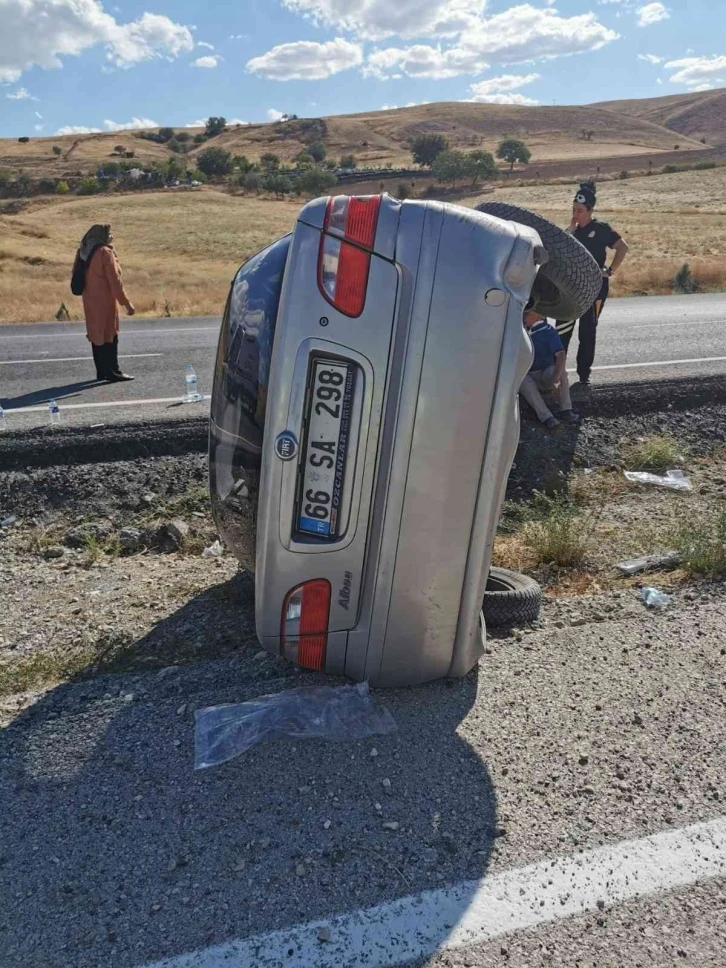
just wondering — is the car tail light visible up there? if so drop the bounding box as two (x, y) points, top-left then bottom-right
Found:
(318, 195), (381, 317)
(281, 579), (331, 670)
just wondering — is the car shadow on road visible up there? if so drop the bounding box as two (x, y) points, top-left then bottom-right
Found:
(1, 379), (103, 410)
(0, 580), (498, 968)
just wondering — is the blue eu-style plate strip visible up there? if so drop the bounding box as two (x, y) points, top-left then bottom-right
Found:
(299, 517), (331, 537)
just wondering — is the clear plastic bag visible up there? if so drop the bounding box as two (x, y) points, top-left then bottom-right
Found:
(194, 681), (397, 769)
(624, 469), (692, 491)
(641, 586), (671, 608)
(202, 539), (224, 558)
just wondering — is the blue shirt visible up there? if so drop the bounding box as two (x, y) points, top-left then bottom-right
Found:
(528, 320), (564, 372)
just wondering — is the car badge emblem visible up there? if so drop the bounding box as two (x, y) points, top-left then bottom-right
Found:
(274, 431), (298, 461)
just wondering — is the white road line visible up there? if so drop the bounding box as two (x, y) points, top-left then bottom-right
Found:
(6, 394), (209, 414)
(142, 816), (726, 968)
(590, 355), (726, 371)
(0, 353), (162, 365)
(0, 326), (218, 340)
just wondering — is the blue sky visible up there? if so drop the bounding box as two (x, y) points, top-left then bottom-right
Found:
(1, 0), (724, 138)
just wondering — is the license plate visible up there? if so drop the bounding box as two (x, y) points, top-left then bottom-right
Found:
(298, 360), (355, 539)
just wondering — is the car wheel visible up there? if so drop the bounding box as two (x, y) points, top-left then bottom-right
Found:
(475, 201), (603, 321)
(482, 566), (542, 628)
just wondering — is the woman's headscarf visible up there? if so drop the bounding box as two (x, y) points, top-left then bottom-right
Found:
(573, 181), (596, 209)
(79, 224), (111, 262)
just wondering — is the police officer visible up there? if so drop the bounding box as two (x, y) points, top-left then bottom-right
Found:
(556, 181), (629, 386)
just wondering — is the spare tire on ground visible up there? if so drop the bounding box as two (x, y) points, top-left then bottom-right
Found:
(482, 566), (542, 628)
(475, 201), (603, 321)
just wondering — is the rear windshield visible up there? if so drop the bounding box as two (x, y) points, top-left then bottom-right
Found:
(223, 233), (291, 431)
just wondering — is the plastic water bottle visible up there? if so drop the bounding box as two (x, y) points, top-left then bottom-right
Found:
(0, 405), (6, 432)
(48, 398), (61, 426)
(184, 365), (202, 403)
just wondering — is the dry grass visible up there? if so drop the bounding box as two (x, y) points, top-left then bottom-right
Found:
(2, 165), (726, 323)
(0, 190), (298, 322)
(621, 435), (686, 473)
(460, 165), (726, 297)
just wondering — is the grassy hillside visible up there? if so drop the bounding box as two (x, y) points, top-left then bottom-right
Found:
(594, 88), (726, 147)
(1, 95), (714, 179)
(3, 165), (725, 324)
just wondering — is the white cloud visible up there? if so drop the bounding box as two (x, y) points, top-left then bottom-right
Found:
(365, 6), (617, 79)
(364, 44), (489, 79)
(7, 87), (37, 100)
(267, 108), (285, 121)
(229, 34), (248, 40)
(55, 125), (103, 135)
(34, 123), (45, 131)
(0, 0), (194, 82)
(35, 111), (43, 118)
(103, 117), (158, 131)
(192, 55), (220, 68)
(665, 55), (726, 90)
(638, 53), (662, 64)
(636, 3), (669, 27)
(467, 73), (540, 104)
(185, 119), (207, 127)
(227, 118), (250, 125)
(247, 38), (363, 80)
(197, 41), (215, 50)
(282, 0), (486, 42)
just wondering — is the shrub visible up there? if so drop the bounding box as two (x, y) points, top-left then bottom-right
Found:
(621, 434), (684, 472)
(157, 127), (175, 143)
(619, 169), (629, 180)
(52, 146), (62, 156)
(294, 151), (315, 167)
(175, 131), (191, 143)
(114, 144), (125, 153)
(410, 133), (449, 167)
(233, 155), (254, 173)
(397, 182), (411, 200)
(193, 133), (206, 144)
(519, 495), (595, 569)
(496, 138), (531, 171)
(55, 302), (71, 321)
(260, 153), (281, 172)
(307, 141), (326, 163)
(662, 164), (678, 174)
(672, 510), (726, 576)
(78, 177), (101, 195)
(197, 146), (232, 177)
(674, 144), (680, 150)
(671, 262), (701, 294)
(167, 139), (183, 153)
(55, 180), (69, 195)
(188, 169), (207, 184)
(339, 154), (356, 169)
(296, 168), (337, 196)
(694, 161), (716, 170)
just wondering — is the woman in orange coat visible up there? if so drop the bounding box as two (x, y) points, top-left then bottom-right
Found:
(75, 224), (135, 382)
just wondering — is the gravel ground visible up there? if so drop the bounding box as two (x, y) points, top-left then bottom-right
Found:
(0, 379), (725, 967)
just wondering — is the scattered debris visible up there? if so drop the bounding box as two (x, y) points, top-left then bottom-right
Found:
(202, 539), (224, 558)
(641, 586), (672, 608)
(624, 469), (692, 492)
(1, 515), (17, 528)
(616, 552), (681, 576)
(194, 682), (397, 768)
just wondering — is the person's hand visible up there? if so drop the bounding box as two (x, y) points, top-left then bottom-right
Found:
(601, 268), (611, 279)
(568, 216), (578, 233)
(125, 302), (136, 316)
(552, 377), (561, 392)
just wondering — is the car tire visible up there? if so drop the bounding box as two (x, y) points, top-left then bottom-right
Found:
(475, 201), (603, 321)
(482, 566), (542, 628)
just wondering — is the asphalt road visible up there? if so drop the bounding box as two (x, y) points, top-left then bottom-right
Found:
(1, 293), (725, 430)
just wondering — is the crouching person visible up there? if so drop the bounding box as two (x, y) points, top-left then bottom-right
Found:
(520, 309), (580, 429)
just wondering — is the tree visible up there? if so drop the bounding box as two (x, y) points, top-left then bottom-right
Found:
(307, 141), (327, 163)
(233, 155), (254, 173)
(294, 151), (315, 167)
(432, 149), (468, 187)
(339, 154), (356, 169)
(243, 171), (262, 194)
(103, 161), (120, 177)
(296, 167), (337, 196)
(78, 177), (101, 195)
(260, 153), (281, 172)
(52, 145), (62, 156)
(157, 127), (175, 143)
(114, 145), (126, 153)
(175, 131), (191, 143)
(193, 133), (206, 144)
(55, 180), (69, 195)
(167, 139), (183, 153)
(467, 149), (497, 186)
(262, 172), (292, 197)
(196, 146), (232, 177)
(205, 117), (227, 137)
(496, 138), (531, 171)
(410, 133), (449, 167)
(188, 169), (207, 184)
